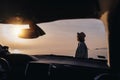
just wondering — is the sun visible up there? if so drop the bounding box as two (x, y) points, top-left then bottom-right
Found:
(1, 24), (29, 43)
(12, 26), (22, 36)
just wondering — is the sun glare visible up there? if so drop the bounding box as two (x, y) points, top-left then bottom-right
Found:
(12, 25), (23, 36)
(1, 24), (29, 43)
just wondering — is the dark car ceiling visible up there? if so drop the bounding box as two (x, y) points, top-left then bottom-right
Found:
(0, 0), (100, 24)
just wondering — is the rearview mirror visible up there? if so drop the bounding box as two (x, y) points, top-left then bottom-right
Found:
(18, 24), (45, 39)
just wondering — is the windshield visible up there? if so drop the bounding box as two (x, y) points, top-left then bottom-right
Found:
(0, 19), (108, 60)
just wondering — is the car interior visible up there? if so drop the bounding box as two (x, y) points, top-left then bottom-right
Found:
(0, 0), (120, 80)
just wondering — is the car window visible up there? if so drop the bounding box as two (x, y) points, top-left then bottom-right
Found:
(0, 19), (108, 60)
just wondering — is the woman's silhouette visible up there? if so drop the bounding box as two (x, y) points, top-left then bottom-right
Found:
(75, 32), (88, 59)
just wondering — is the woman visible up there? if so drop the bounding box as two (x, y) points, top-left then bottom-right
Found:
(75, 32), (88, 59)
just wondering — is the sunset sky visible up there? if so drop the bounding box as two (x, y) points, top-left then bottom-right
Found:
(0, 19), (108, 58)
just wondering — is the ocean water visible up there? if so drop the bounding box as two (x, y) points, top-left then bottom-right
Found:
(10, 48), (108, 60)
(62, 49), (108, 60)
(88, 49), (108, 59)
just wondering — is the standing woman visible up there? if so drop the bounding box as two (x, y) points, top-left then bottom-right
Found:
(75, 32), (88, 59)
